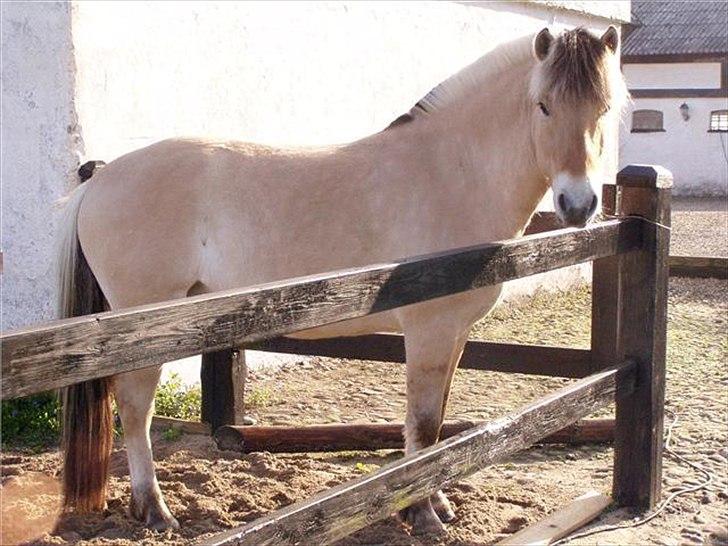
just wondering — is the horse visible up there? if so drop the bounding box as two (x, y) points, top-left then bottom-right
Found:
(57, 26), (626, 535)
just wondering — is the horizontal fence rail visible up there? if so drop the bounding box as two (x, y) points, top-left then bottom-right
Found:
(668, 255), (727, 279)
(1, 217), (643, 399)
(256, 335), (593, 378)
(200, 362), (635, 546)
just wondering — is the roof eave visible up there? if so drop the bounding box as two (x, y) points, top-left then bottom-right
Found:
(622, 52), (728, 63)
(528, 1), (632, 24)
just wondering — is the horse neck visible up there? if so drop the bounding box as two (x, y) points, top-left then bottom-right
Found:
(400, 59), (548, 240)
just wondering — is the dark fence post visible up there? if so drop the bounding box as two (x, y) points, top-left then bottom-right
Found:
(590, 183), (620, 375)
(201, 348), (247, 431)
(609, 165), (672, 510)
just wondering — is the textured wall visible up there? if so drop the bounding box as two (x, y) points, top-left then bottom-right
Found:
(2, 1), (624, 334)
(70, 1), (615, 158)
(69, 1), (618, 309)
(1, 2), (83, 330)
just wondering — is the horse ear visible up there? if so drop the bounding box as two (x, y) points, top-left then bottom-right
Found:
(533, 28), (554, 61)
(601, 25), (619, 53)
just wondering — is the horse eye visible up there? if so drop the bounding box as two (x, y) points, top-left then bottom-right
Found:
(538, 102), (550, 116)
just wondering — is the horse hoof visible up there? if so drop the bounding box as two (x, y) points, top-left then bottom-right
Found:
(400, 500), (446, 535)
(148, 513), (180, 532)
(130, 490), (179, 531)
(431, 490), (456, 523)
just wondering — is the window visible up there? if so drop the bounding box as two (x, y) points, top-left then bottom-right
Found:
(631, 110), (664, 133)
(709, 110), (728, 132)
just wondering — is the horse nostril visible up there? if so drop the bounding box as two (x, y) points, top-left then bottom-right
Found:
(588, 195), (598, 215)
(558, 193), (567, 211)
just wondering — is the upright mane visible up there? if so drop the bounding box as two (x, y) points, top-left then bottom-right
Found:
(388, 27), (627, 129)
(387, 35), (534, 128)
(530, 27), (627, 110)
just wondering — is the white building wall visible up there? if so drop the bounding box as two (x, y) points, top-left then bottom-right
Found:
(1, 2), (83, 331)
(2, 1), (626, 338)
(619, 65), (728, 196)
(70, 1), (620, 160)
(620, 97), (728, 196)
(623, 62), (723, 90)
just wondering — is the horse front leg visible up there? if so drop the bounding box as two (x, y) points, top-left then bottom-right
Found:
(401, 325), (468, 535)
(114, 365), (179, 530)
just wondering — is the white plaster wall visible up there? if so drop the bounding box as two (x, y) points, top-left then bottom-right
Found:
(1, 1), (624, 351)
(1, 1), (83, 330)
(623, 63), (723, 90)
(620, 97), (728, 196)
(69, 1), (619, 309)
(71, 1), (619, 159)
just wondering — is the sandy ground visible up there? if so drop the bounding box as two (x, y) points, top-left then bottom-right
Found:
(2, 199), (726, 546)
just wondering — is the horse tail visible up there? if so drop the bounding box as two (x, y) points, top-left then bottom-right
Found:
(57, 164), (114, 513)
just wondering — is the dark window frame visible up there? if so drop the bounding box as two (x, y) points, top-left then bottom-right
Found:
(631, 109), (665, 133)
(708, 109), (728, 133)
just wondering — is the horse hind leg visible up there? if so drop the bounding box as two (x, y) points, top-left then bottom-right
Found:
(114, 364), (179, 530)
(400, 324), (468, 535)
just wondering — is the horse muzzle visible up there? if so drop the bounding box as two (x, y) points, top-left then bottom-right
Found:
(552, 173), (599, 227)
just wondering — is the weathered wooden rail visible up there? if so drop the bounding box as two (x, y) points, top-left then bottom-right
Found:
(202, 363), (634, 546)
(0, 165), (671, 545)
(1, 216), (641, 399)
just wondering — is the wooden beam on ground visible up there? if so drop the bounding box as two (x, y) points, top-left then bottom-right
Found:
(255, 336), (593, 378)
(199, 362), (634, 546)
(151, 415), (211, 435)
(497, 490), (611, 545)
(1, 218), (643, 399)
(668, 255), (727, 279)
(215, 418), (615, 453)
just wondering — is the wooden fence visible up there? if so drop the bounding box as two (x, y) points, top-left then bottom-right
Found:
(0, 165), (671, 545)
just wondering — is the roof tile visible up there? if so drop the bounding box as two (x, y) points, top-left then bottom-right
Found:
(623, 1), (728, 57)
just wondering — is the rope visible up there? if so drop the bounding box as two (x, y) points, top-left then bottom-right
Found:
(600, 213), (672, 232)
(552, 409), (715, 545)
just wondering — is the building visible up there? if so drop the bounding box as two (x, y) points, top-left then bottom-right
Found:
(619, 1), (728, 196)
(2, 1), (630, 335)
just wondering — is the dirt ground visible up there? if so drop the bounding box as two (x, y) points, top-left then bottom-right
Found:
(2, 199), (727, 546)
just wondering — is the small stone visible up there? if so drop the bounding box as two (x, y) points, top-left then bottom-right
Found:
(681, 526), (702, 538)
(694, 514), (707, 524)
(701, 491), (716, 504)
(99, 528), (126, 540)
(242, 415), (257, 426)
(704, 524), (728, 546)
(60, 531), (82, 543)
(1, 456), (22, 465)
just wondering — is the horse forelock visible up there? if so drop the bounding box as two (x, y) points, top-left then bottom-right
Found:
(531, 27), (625, 112)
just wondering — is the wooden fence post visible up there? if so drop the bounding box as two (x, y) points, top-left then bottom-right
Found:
(590, 183), (620, 375)
(201, 349), (247, 431)
(608, 165), (672, 510)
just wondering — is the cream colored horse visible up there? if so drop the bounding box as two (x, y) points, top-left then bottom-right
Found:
(58, 27), (626, 535)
